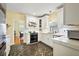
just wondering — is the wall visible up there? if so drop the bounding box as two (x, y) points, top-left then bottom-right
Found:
(6, 10), (26, 45)
(48, 8), (64, 33)
(48, 10), (59, 33)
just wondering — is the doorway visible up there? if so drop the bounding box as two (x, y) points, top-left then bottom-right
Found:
(14, 18), (25, 45)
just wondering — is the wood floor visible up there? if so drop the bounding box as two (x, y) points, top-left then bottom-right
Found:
(9, 41), (53, 56)
(14, 36), (23, 45)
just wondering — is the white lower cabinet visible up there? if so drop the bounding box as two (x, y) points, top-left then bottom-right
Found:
(39, 33), (79, 56)
(41, 37), (53, 48)
(53, 43), (79, 56)
(39, 33), (53, 48)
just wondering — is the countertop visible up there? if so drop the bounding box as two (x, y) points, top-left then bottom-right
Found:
(52, 36), (79, 51)
(64, 26), (79, 30)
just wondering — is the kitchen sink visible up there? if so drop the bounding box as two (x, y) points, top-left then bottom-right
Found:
(53, 35), (63, 38)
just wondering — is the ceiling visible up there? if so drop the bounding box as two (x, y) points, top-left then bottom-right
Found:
(7, 3), (62, 16)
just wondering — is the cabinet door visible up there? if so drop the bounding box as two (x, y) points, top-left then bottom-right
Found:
(0, 10), (5, 23)
(64, 3), (79, 25)
(47, 38), (53, 48)
(40, 33), (53, 48)
(57, 8), (64, 28)
(40, 33), (49, 45)
(53, 43), (79, 56)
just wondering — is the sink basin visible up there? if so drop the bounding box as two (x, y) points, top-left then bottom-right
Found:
(53, 35), (63, 38)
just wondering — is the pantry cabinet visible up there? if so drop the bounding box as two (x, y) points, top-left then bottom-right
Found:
(64, 3), (79, 25)
(57, 3), (79, 27)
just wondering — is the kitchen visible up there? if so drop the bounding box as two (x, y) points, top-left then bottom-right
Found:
(6, 3), (79, 56)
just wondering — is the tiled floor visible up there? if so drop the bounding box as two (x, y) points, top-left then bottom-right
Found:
(9, 41), (53, 56)
(0, 42), (6, 56)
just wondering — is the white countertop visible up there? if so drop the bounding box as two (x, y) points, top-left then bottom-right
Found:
(64, 26), (79, 30)
(52, 36), (79, 51)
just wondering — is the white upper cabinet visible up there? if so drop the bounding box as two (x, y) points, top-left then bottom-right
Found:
(0, 10), (5, 23)
(57, 7), (64, 28)
(0, 3), (6, 23)
(64, 3), (79, 25)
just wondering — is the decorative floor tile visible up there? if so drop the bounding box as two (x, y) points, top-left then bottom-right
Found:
(9, 41), (53, 56)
